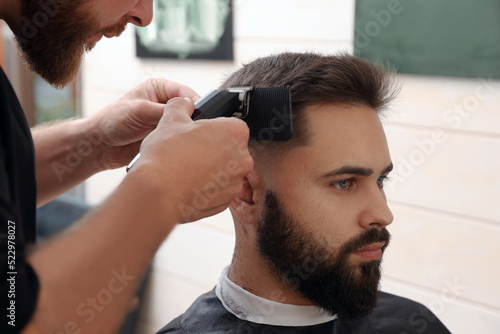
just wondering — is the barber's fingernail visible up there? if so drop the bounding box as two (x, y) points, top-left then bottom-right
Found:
(167, 97), (192, 105)
(166, 97), (180, 104)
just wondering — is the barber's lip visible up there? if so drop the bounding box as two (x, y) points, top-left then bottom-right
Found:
(352, 242), (385, 260)
(89, 34), (103, 43)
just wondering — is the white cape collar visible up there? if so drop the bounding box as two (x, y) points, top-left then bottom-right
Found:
(215, 266), (337, 327)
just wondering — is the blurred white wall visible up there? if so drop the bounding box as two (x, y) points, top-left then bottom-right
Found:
(81, 1), (500, 333)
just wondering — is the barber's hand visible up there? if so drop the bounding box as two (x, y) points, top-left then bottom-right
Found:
(130, 97), (254, 223)
(87, 78), (200, 170)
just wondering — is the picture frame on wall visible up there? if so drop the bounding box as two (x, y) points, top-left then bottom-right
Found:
(136, 0), (233, 60)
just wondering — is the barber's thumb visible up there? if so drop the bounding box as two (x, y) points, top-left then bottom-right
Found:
(163, 97), (195, 119)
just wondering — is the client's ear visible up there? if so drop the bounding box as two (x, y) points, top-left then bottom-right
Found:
(230, 170), (262, 225)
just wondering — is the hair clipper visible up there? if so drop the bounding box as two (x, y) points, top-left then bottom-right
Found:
(126, 85), (292, 172)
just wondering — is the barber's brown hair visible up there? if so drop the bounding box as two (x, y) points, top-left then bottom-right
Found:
(220, 52), (398, 151)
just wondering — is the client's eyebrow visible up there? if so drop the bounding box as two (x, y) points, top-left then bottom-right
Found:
(320, 162), (393, 179)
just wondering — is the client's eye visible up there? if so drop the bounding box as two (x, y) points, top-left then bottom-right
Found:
(332, 179), (353, 190)
(377, 176), (389, 187)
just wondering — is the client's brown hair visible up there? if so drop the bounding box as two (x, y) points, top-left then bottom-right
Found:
(220, 52), (399, 152)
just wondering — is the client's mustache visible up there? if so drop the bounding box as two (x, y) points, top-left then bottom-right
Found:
(341, 228), (391, 255)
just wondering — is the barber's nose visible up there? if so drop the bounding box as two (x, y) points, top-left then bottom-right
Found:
(126, 0), (153, 27)
(359, 187), (394, 229)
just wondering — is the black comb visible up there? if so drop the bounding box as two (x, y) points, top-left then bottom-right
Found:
(245, 86), (292, 141)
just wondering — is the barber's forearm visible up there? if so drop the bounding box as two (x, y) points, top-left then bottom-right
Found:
(32, 118), (106, 207)
(24, 173), (178, 334)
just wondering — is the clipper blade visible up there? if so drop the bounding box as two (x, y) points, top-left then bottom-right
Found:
(246, 86), (292, 141)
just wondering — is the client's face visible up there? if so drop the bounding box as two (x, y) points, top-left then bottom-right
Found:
(14, 0), (150, 87)
(256, 104), (394, 319)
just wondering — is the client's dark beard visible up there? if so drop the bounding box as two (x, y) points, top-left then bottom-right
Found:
(257, 191), (391, 319)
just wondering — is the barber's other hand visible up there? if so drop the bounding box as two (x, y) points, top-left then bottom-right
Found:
(86, 78), (200, 170)
(129, 97), (254, 223)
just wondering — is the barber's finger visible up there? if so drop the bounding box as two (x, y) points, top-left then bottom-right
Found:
(164, 81), (201, 102)
(149, 79), (200, 103)
(123, 100), (168, 126)
(161, 97), (196, 122)
(212, 116), (251, 143)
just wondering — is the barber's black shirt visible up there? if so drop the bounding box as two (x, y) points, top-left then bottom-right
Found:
(0, 67), (40, 332)
(157, 288), (451, 334)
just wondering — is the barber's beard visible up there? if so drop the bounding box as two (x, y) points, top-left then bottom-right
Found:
(257, 191), (391, 319)
(15, 0), (127, 88)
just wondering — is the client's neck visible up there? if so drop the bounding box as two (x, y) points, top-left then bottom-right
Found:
(228, 247), (314, 306)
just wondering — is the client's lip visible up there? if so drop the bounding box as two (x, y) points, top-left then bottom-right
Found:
(352, 242), (385, 260)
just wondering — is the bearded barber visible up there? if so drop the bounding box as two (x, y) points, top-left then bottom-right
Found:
(0, 0), (253, 333)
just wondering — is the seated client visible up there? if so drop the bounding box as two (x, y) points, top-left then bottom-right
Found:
(157, 52), (450, 334)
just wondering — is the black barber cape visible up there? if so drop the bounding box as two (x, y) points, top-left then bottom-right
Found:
(0, 67), (40, 332)
(157, 288), (451, 334)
